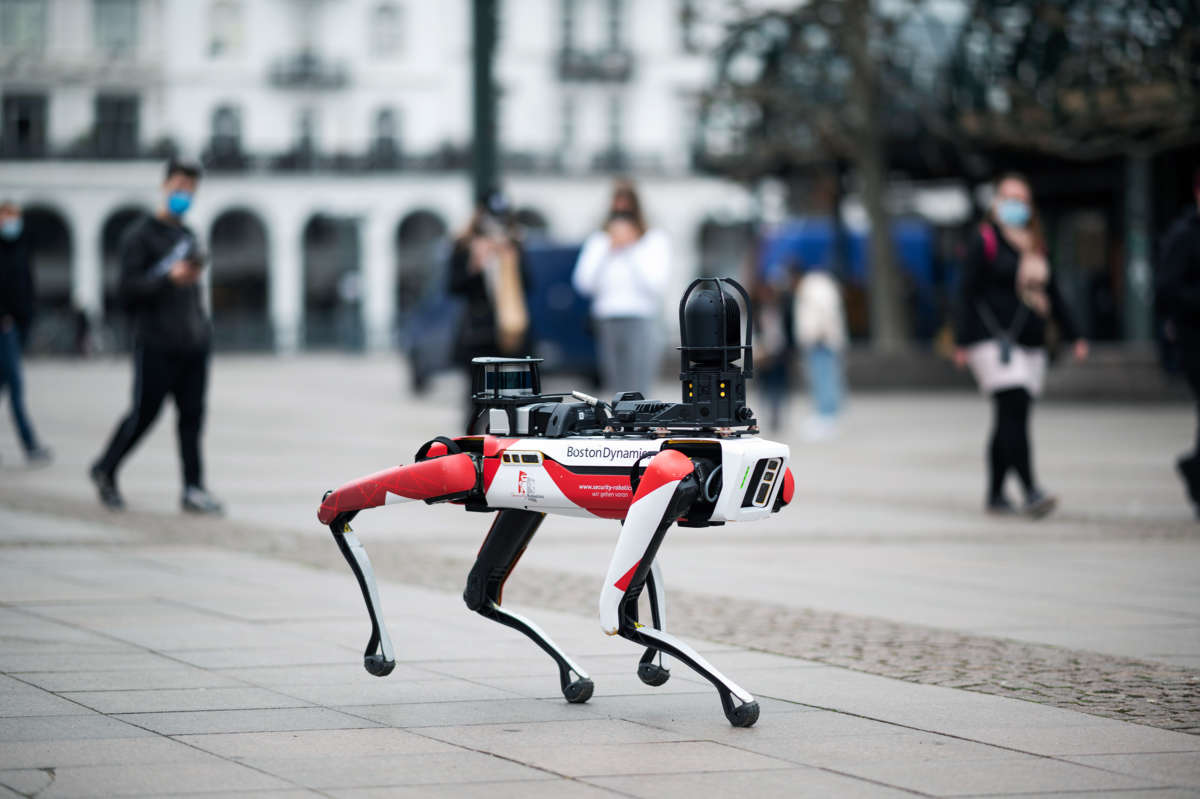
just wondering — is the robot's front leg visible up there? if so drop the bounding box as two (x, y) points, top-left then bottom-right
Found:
(600, 450), (759, 727)
(464, 509), (594, 704)
(329, 516), (397, 677)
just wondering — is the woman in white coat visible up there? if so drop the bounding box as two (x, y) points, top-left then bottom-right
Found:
(572, 180), (671, 398)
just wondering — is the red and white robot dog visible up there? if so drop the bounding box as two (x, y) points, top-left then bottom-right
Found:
(318, 278), (793, 726)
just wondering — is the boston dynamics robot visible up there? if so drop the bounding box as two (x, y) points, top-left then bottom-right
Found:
(318, 278), (793, 726)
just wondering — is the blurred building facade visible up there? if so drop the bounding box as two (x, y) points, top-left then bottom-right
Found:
(0, 0), (751, 353)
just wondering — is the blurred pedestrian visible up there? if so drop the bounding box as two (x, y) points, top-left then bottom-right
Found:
(954, 173), (1088, 518)
(0, 201), (52, 466)
(572, 179), (670, 398)
(449, 190), (531, 431)
(90, 160), (223, 514)
(1158, 167), (1200, 515)
(795, 268), (847, 440)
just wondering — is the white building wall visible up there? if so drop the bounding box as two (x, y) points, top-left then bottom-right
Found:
(3, 0), (755, 354)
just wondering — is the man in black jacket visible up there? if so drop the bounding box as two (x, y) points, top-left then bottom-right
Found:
(0, 201), (52, 465)
(90, 160), (223, 514)
(1160, 167), (1200, 514)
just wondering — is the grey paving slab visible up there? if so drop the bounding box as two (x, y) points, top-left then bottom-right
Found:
(220, 662), (441, 687)
(834, 755), (1167, 796)
(61, 686), (310, 714)
(0, 736), (230, 769)
(0, 761), (291, 798)
(269, 677), (520, 706)
(328, 781), (623, 799)
(1012, 791), (1200, 799)
(0, 651), (185, 673)
(1066, 753), (1200, 788)
(417, 719), (688, 749)
(585, 769), (921, 799)
(13, 666), (247, 692)
(114, 707), (378, 736)
(246, 751), (555, 789)
(0, 714), (153, 742)
(488, 740), (795, 778)
(175, 727), (459, 759)
(340, 697), (607, 728)
(578, 691), (815, 725)
(160, 644), (358, 669)
(734, 729), (1022, 771)
(945, 723), (1200, 756)
(0, 681), (90, 717)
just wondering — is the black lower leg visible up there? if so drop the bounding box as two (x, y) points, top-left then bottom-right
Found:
(464, 510), (593, 703)
(637, 566), (670, 686)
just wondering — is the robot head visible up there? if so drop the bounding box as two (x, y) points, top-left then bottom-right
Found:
(677, 278), (755, 426)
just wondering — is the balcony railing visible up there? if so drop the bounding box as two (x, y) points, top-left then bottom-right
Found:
(268, 51), (349, 90)
(557, 48), (634, 82)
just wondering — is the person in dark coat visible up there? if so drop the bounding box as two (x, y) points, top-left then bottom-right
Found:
(1159, 167), (1200, 513)
(954, 173), (1088, 518)
(448, 190), (533, 432)
(89, 160), (223, 514)
(0, 201), (52, 465)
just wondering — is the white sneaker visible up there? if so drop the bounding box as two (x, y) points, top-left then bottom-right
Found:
(803, 415), (839, 442)
(182, 486), (225, 515)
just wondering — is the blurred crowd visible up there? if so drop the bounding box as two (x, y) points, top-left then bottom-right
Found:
(4, 163), (1200, 522)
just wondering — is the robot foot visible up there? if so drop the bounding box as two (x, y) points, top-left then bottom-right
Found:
(637, 661), (671, 687)
(563, 677), (595, 704)
(724, 698), (759, 728)
(363, 654), (395, 677)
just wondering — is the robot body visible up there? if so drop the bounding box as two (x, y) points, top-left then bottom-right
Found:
(317, 279), (794, 727)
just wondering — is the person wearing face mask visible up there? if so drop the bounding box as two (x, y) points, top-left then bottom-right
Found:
(954, 173), (1088, 518)
(572, 179), (671, 398)
(0, 201), (52, 466)
(90, 160), (223, 515)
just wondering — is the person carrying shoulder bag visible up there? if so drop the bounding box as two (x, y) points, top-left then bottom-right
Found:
(954, 173), (1088, 518)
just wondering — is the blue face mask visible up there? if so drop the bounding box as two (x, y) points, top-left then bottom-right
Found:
(0, 218), (22, 240)
(167, 191), (193, 217)
(996, 198), (1031, 228)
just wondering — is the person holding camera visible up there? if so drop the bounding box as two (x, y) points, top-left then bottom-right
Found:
(954, 173), (1087, 518)
(572, 180), (671, 399)
(90, 160), (223, 514)
(449, 190), (532, 431)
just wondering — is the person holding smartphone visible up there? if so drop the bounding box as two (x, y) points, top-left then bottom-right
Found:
(572, 180), (671, 398)
(90, 159), (223, 514)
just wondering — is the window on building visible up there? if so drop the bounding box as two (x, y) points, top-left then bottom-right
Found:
(559, 95), (575, 148)
(371, 107), (400, 167)
(1, 94), (48, 158)
(93, 0), (138, 57)
(295, 107), (316, 163)
(208, 104), (242, 165)
(607, 0), (623, 50)
(209, 0), (244, 57)
(607, 94), (623, 153)
(560, 0), (575, 51)
(370, 3), (402, 57)
(0, 0), (47, 54)
(94, 94), (139, 158)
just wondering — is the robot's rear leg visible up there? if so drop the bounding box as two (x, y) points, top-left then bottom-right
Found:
(463, 509), (594, 704)
(636, 561), (671, 687)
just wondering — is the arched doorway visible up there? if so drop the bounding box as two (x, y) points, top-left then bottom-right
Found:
(303, 213), (361, 350)
(395, 209), (448, 323)
(209, 208), (271, 350)
(100, 206), (152, 351)
(21, 205), (74, 353)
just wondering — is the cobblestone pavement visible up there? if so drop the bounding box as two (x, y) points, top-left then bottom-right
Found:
(3, 485), (1198, 736)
